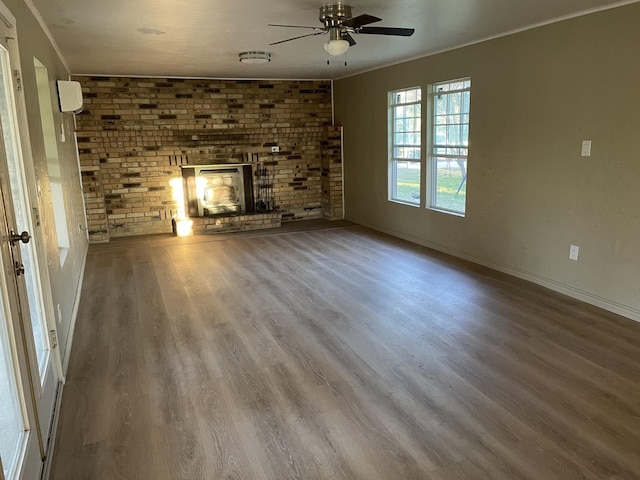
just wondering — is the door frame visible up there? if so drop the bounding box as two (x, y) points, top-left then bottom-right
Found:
(0, 115), (43, 480)
(0, 2), (62, 383)
(0, 1), (64, 476)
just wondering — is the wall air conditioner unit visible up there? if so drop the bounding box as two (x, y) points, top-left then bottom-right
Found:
(57, 80), (84, 113)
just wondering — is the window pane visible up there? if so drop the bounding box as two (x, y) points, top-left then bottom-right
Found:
(463, 91), (470, 112)
(1, 297), (26, 479)
(408, 133), (420, 145)
(435, 96), (447, 115)
(447, 125), (460, 145)
(462, 125), (469, 144)
(433, 157), (466, 213)
(392, 87), (421, 105)
(0, 53), (49, 378)
(392, 160), (420, 204)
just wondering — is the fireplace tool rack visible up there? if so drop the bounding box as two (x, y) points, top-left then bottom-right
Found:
(254, 163), (275, 212)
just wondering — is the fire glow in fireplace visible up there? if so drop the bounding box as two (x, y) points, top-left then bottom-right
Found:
(181, 164), (254, 217)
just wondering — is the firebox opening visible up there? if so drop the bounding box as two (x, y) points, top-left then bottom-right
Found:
(198, 167), (245, 215)
(182, 164), (254, 218)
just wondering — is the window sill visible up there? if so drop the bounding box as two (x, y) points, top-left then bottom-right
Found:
(389, 199), (420, 208)
(428, 207), (465, 218)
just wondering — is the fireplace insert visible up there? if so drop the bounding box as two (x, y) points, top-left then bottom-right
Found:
(181, 164), (254, 217)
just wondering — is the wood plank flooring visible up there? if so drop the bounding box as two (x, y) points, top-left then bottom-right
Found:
(49, 223), (640, 479)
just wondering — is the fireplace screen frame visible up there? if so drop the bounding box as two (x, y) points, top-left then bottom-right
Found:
(181, 164), (254, 217)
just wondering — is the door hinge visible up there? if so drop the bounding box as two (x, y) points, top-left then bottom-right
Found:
(14, 261), (25, 276)
(32, 207), (41, 226)
(13, 69), (22, 91)
(49, 329), (58, 349)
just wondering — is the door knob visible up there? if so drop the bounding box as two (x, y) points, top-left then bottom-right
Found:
(10, 230), (31, 246)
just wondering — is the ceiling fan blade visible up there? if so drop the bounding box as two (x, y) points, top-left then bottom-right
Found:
(268, 24), (325, 31)
(357, 26), (415, 37)
(344, 32), (357, 46)
(269, 31), (327, 46)
(341, 14), (382, 28)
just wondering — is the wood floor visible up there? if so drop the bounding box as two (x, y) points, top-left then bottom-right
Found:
(49, 223), (640, 480)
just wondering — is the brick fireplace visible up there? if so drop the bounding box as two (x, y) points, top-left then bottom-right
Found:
(74, 77), (343, 242)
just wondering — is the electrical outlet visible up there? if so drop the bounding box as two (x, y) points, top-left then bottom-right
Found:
(581, 140), (591, 157)
(569, 244), (579, 261)
(271, 146), (280, 153)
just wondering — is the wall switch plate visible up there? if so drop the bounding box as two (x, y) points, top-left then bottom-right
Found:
(569, 244), (580, 261)
(581, 140), (591, 157)
(271, 146), (280, 153)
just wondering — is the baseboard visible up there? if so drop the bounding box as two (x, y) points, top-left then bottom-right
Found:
(43, 243), (88, 479)
(348, 217), (640, 324)
(39, 380), (63, 480)
(62, 241), (89, 376)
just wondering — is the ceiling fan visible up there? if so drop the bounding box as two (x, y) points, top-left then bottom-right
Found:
(268, 3), (415, 57)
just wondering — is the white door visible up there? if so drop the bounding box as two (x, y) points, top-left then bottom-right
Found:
(0, 132), (42, 479)
(0, 2), (61, 473)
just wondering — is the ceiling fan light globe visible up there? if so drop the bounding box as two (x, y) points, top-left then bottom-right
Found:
(324, 39), (349, 56)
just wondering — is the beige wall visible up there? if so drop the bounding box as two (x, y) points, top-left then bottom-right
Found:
(334, 3), (640, 321)
(6, 0), (88, 362)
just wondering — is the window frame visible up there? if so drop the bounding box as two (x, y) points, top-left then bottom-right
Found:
(388, 86), (422, 207)
(427, 77), (471, 216)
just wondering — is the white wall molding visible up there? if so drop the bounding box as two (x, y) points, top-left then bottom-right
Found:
(24, 0), (70, 74)
(335, 0), (640, 81)
(0, 0), (16, 28)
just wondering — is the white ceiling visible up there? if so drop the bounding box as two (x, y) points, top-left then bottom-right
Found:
(30, 0), (637, 80)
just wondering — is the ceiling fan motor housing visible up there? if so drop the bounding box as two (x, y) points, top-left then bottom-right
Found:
(319, 3), (352, 27)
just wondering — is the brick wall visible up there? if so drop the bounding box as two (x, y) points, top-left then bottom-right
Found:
(321, 126), (344, 221)
(73, 76), (342, 242)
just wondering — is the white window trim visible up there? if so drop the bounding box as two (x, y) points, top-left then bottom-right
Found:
(388, 87), (422, 206)
(426, 77), (471, 216)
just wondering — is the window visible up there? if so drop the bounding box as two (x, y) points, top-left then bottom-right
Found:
(389, 87), (421, 205)
(34, 58), (70, 264)
(429, 78), (471, 215)
(387, 79), (471, 215)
